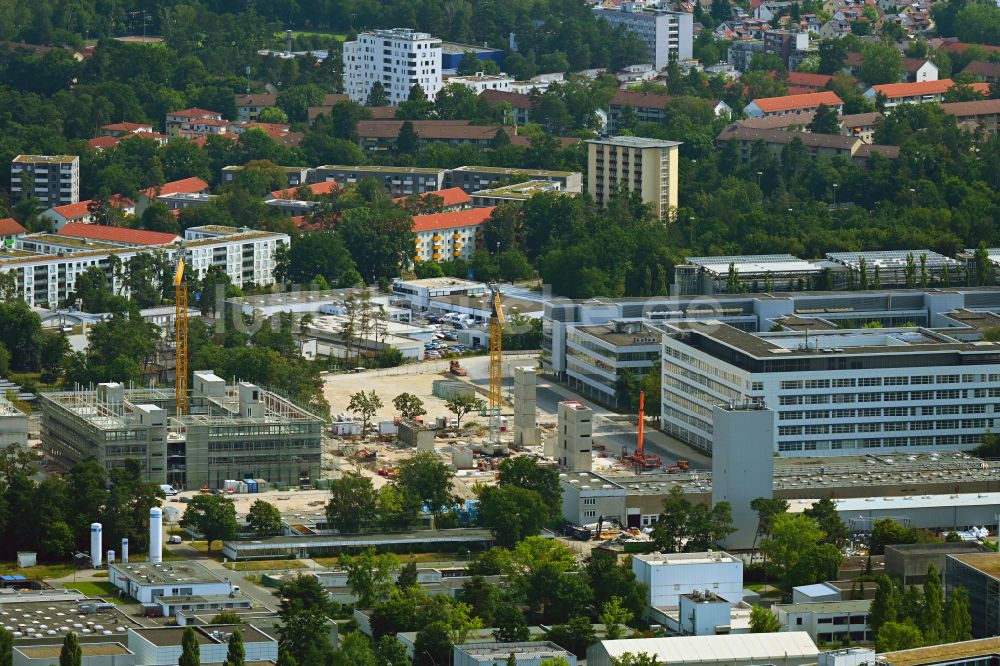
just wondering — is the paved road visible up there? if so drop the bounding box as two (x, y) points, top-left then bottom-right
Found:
(164, 542), (280, 610)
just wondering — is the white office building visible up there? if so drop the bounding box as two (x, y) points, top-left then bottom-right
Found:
(593, 4), (693, 69)
(632, 551), (743, 610)
(588, 633), (819, 666)
(343, 29), (443, 105)
(661, 321), (1000, 456)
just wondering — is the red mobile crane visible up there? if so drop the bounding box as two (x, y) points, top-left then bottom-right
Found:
(620, 391), (663, 470)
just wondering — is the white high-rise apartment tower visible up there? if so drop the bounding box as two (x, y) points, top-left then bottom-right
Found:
(343, 29), (443, 106)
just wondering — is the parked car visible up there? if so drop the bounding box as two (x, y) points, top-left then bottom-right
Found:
(168, 535), (182, 544)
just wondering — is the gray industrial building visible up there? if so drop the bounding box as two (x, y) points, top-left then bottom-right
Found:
(945, 553), (1000, 638)
(39, 372), (324, 489)
(885, 542), (992, 587)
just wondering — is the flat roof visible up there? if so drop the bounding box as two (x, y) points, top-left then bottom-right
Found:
(224, 528), (494, 551)
(597, 632), (818, 662)
(773, 600), (871, 614)
(685, 254), (819, 277)
(575, 323), (662, 347)
(826, 250), (960, 270)
(587, 136), (683, 148)
(457, 641), (572, 658)
(110, 561), (224, 586)
(132, 624), (272, 646)
(788, 492), (1000, 514)
(882, 638), (1000, 666)
(315, 164), (445, 174)
(12, 154), (77, 163)
(451, 165), (577, 177)
(17, 643), (131, 658)
(394, 277), (484, 290)
(472, 180), (567, 198)
(949, 553), (1000, 579)
(633, 551), (738, 565)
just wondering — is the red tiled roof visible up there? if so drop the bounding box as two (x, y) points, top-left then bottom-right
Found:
(270, 180), (340, 200)
(940, 98), (1000, 116)
(940, 41), (1000, 55)
(786, 71), (833, 88)
(412, 207), (495, 233)
(750, 91), (843, 113)
(102, 122), (153, 132)
(962, 61), (1000, 79)
(88, 136), (120, 150)
(0, 218), (27, 236)
(970, 82), (991, 95)
(46, 196), (134, 221)
(394, 187), (472, 209)
(58, 222), (179, 246)
(870, 78), (955, 97)
(168, 107), (222, 119)
(480, 89), (533, 109)
(140, 177), (210, 199)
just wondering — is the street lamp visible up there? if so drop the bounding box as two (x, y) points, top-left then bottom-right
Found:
(832, 183), (839, 209)
(755, 170), (763, 189)
(689, 216), (695, 248)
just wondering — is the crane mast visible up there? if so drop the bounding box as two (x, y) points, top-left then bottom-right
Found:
(174, 258), (188, 415)
(488, 284), (504, 442)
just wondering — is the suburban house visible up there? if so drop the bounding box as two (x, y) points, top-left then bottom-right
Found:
(136, 177), (210, 215)
(165, 108), (224, 136)
(863, 79), (989, 107)
(39, 195), (136, 231)
(412, 207), (493, 263)
(234, 93), (277, 121)
(743, 91), (843, 118)
(0, 218), (27, 245)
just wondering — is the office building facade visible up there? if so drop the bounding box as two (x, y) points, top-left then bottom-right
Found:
(10, 155), (80, 207)
(343, 29), (442, 105)
(587, 136), (681, 221)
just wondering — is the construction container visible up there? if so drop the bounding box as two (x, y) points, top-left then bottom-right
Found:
(255, 478), (269, 492)
(244, 479), (258, 493)
(379, 421), (398, 435)
(223, 480), (241, 492)
(237, 481), (249, 494)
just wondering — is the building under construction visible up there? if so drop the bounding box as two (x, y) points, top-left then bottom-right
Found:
(39, 371), (324, 489)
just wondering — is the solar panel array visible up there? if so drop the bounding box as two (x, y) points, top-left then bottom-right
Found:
(826, 249), (960, 270)
(685, 254), (819, 276)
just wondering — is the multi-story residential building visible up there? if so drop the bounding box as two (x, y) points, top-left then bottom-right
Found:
(743, 91), (843, 118)
(940, 99), (1000, 135)
(763, 30), (812, 68)
(352, 120), (526, 153)
(40, 372), (324, 488)
(659, 320), (1000, 455)
(863, 79), (989, 108)
(478, 90), (532, 125)
(165, 108), (224, 136)
(444, 73), (513, 94)
(411, 207), (492, 263)
(312, 165), (447, 196)
(233, 93), (277, 121)
(343, 29), (443, 105)
(0, 218), (27, 244)
(448, 166), (583, 194)
(716, 126), (899, 166)
(1, 226), (288, 308)
(135, 177), (211, 216)
(221, 164), (309, 188)
(593, 4), (693, 69)
(469, 180), (572, 207)
(587, 136), (681, 220)
(10, 155), (80, 208)
(607, 90), (730, 133)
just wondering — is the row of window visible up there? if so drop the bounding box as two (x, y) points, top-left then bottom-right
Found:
(779, 419), (992, 436)
(777, 434), (980, 451)
(778, 388), (1000, 405)
(780, 404), (994, 419)
(779, 374), (998, 390)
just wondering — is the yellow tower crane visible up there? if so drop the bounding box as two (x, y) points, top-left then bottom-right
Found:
(174, 258), (188, 415)
(488, 283), (504, 442)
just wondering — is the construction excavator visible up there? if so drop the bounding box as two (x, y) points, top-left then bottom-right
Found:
(620, 390), (663, 470)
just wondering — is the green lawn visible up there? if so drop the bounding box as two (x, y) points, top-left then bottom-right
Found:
(287, 30), (347, 41)
(226, 559), (306, 572)
(62, 581), (124, 603)
(0, 562), (75, 580)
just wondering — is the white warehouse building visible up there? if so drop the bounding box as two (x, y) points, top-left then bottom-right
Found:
(632, 551), (743, 610)
(343, 29), (443, 105)
(660, 321), (1000, 456)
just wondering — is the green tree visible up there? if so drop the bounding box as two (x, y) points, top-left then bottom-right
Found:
(393, 393), (426, 420)
(803, 498), (850, 547)
(326, 471), (378, 533)
(611, 654), (661, 666)
(761, 514), (844, 590)
(277, 575), (336, 664)
(807, 104), (841, 135)
(396, 120), (420, 155)
(497, 456), (563, 519)
(179, 627), (201, 666)
(585, 551), (647, 624)
(876, 621), (923, 652)
(976, 241), (991, 286)
(180, 495), (237, 553)
(859, 43), (904, 86)
(348, 389), (383, 433)
(397, 451), (455, 514)
(374, 634), (411, 666)
(749, 605), (782, 633)
(226, 629), (245, 666)
(246, 499), (283, 537)
(445, 394), (486, 428)
(600, 597), (633, 639)
(340, 548), (400, 608)
(0, 628), (11, 666)
(59, 632), (82, 666)
(478, 485), (549, 546)
(493, 603), (530, 643)
(944, 586), (973, 643)
(922, 564), (944, 642)
(366, 82), (390, 107)
(545, 616), (596, 659)
(282, 232), (357, 286)
(750, 497), (789, 557)
(377, 483), (420, 531)
(414, 621), (452, 666)
(869, 575), (900, 635)
(651, 486), (735, 552)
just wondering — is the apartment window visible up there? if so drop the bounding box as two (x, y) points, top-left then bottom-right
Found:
(885, 376), (909, 386)
(751, 382), (763, 391)
(780, 412), (803, 420)
(583, 498), (596, 505)
(859, 377), (882, 386)
(833, 378), (856, 387)
(583, 510), (596, 518)
(805, 379), (830, 389)
(781, 380), (803, 390)
(859, 408), (882, 417)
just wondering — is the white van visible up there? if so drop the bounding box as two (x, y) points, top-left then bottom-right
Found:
(160, 484), (178, 496)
